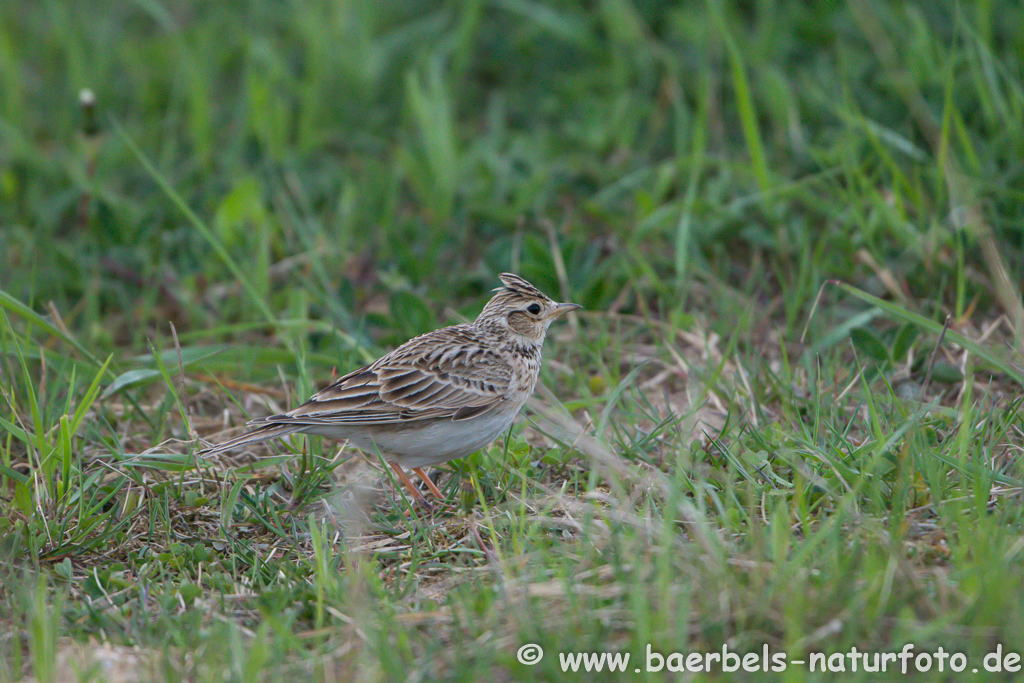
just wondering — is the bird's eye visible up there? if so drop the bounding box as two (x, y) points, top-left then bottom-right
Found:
(527, 303), (542, 315)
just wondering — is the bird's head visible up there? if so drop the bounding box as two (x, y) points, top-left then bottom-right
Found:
(476, 273), (581, 344)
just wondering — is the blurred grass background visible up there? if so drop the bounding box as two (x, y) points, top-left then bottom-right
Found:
(2, 0), (1024, 681)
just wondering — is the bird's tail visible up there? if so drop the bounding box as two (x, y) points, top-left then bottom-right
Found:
(199, 423), (302, 455)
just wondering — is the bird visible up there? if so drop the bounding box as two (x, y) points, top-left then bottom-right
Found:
(200, 273), (581, 507)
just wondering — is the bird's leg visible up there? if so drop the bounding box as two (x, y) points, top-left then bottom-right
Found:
(389, 462), (431, 508)
(412, 467), (446, 499)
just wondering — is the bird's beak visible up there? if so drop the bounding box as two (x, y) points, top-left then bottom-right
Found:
(545, 302), (583, 319)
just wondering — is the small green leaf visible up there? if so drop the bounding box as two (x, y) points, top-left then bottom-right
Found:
(179, 583), (202, 604)
(116, 453), (199, 472)
(104, 346), (224, 399)
(891, 324), (919, 362)
(53, 558), (74, 582)
(850, 327), (890, 364)
(929, 362), (962, 384)
(0, 462), (30, 483)
(214, 175), (267, 246)
(100, 369), (162, 399)
(129, 345), (227, 366)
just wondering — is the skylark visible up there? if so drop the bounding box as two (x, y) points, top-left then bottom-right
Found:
(201, 273), (580, 506)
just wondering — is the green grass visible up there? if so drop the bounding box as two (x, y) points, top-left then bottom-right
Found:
(2, 0), (1024, 681)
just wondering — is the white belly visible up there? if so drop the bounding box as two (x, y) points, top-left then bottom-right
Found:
(310, 410), (519, 469)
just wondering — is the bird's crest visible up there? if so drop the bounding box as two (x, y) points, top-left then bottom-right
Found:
(495, 273), (547, 300)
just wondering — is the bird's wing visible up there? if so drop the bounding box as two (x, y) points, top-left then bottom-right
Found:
(252, 326), (511, 427)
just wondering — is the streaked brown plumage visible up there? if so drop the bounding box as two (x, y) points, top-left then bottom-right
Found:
(201, 273), (580, 506)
